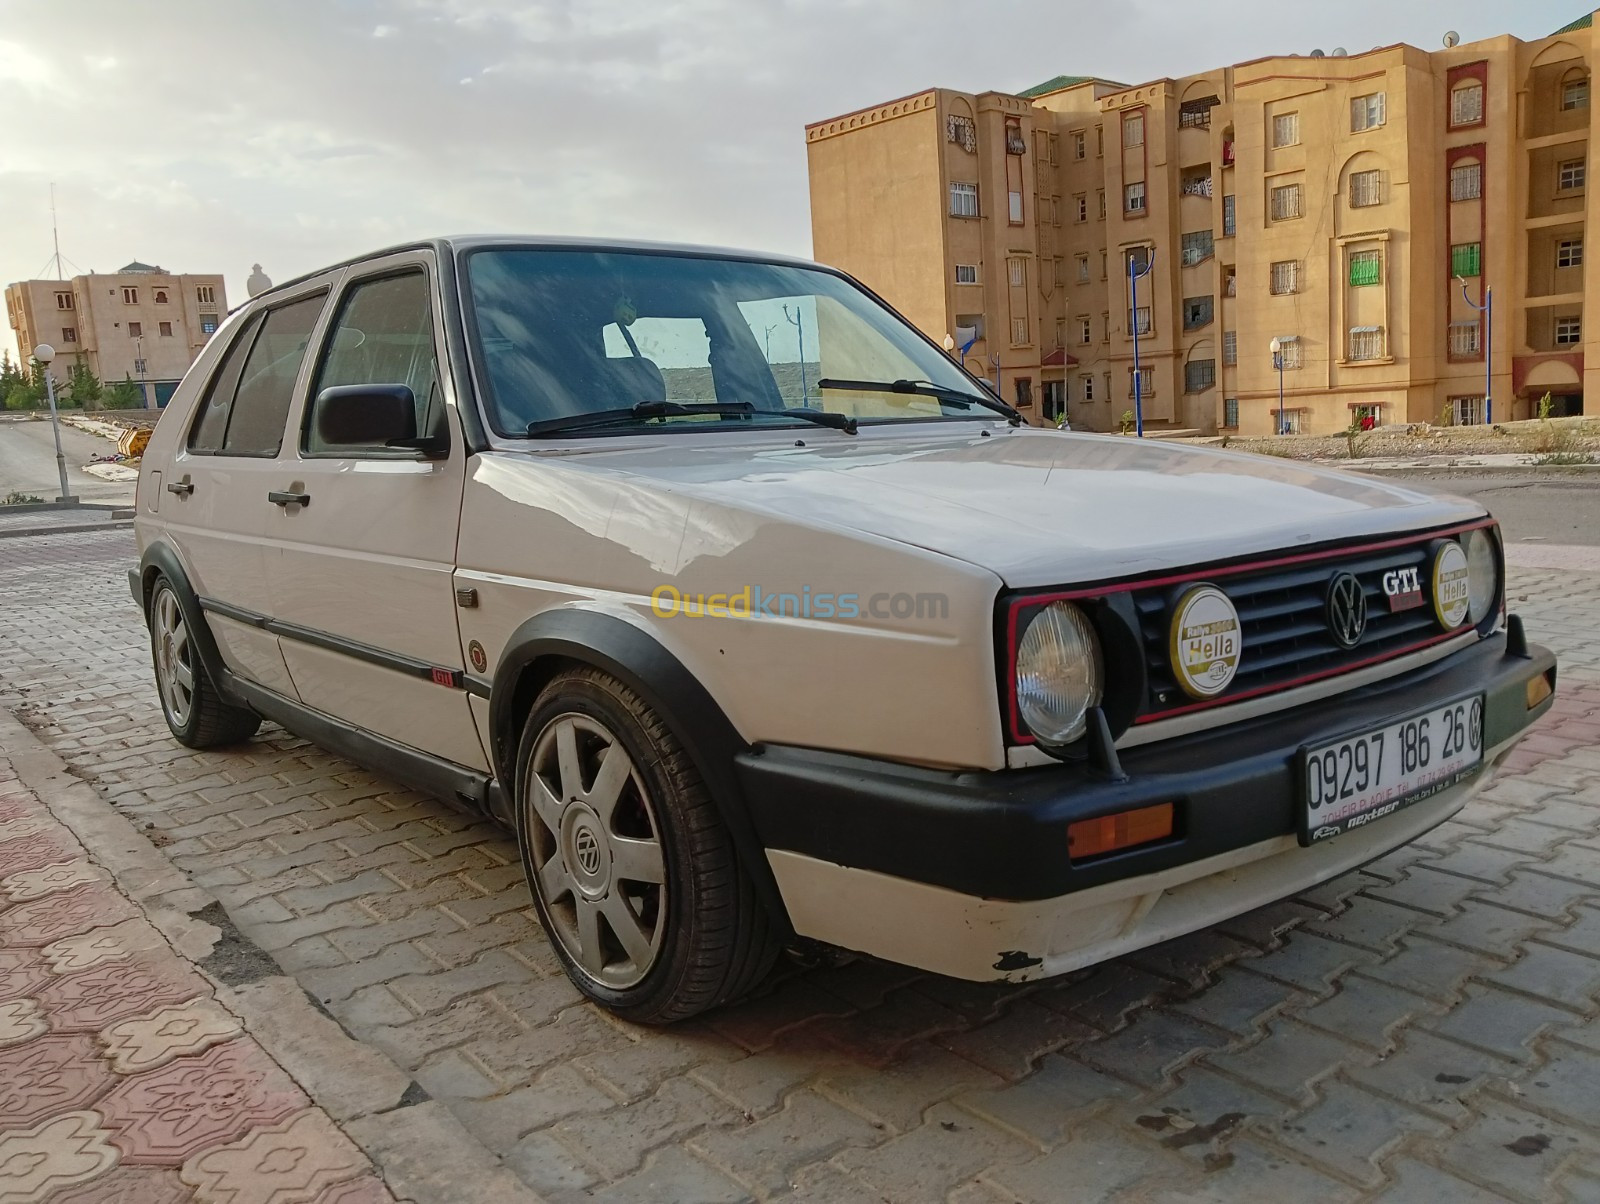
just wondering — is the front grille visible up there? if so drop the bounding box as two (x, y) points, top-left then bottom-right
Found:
(1132, 535), (1461, 720)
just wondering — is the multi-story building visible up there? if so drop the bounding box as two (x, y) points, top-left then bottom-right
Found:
(806, 12), (1600, 435)
(5, 262), (227, 407)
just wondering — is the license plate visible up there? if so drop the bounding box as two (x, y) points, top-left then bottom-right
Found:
(1300, 694), (1485, 846)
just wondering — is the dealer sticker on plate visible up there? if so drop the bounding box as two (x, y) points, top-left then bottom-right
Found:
(1301, 695), (1485, 845)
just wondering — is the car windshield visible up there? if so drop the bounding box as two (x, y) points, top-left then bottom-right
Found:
(463, 248), (996, 438)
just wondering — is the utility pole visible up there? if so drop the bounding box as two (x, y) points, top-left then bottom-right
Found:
(1129, 248), (1155, 437)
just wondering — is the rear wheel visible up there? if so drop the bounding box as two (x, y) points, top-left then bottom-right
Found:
(515, 667), (777, 1023)
(148, 576), (260, 748)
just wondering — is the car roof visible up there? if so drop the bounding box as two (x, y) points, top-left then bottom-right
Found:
(242, 235), (826, 309)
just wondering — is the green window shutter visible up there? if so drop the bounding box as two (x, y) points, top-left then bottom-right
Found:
(1349, 253), (1380, 286)
(1451, 243), (1482, 277)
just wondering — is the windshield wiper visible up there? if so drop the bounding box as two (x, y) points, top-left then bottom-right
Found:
(776, 407), (856, 434)
(816, 378), (1022, 425)
(526, 400), (753, 437)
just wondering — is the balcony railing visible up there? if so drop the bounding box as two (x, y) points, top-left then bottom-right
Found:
(1181, 175), (1213, 198)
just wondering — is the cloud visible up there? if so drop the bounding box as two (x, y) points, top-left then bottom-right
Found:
(0, 0), (1581, 363)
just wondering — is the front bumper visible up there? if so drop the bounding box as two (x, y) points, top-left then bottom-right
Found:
(737, 629), (1556, 980)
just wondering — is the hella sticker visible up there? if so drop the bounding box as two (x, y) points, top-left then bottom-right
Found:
(1382, 566), (1425, 613)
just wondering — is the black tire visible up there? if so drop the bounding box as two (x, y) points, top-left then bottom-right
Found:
(514, 666), (778, 1023)
(147, 575), (260, 749)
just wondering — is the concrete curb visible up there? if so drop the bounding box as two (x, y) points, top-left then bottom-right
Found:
(0, 706), (544, 1204)
(0, 519), (134, 540)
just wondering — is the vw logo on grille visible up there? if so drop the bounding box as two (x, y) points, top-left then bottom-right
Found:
(574, 826), (603, 876)
(1325, 572), (1368, 649)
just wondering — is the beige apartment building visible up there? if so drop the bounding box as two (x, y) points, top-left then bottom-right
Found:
(5, 262), (227, 407)
(807, 13), (1600, 435)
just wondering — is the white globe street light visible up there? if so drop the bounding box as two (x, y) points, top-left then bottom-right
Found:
(30, 343), (77, 504)
(1269, 337), (1286, 436)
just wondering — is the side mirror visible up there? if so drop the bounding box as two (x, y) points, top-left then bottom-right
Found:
(312, 384), (445, 457)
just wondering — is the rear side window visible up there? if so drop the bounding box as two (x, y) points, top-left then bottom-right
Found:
(186, 294), (326, 456)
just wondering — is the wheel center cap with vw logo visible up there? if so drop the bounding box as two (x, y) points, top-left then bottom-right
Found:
(1325, 572), (1368, 649)
(574, 826), (603, 876)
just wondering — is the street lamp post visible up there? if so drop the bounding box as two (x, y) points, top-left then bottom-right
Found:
(1129, 249), (1155, 437)
(1457, 276), (1492, 424)
(30, 344), (76, 505)
(783, 304), (808, 408)
(135, 335), (153, 410)
(1269, 337), (1286, 435)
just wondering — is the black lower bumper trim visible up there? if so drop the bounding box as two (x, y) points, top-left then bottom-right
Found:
(736, 631), (1555, 902)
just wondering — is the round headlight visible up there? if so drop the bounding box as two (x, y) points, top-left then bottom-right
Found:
(1015, 602), (1104, 744)
(1464, 527), (1498, 625)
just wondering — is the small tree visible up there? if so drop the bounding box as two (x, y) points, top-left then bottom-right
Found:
(63, 360), (103, 410)
(103, 376), (144, 410)
(2, 354), (43, 410)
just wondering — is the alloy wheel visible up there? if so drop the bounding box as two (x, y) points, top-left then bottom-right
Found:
(152, 587), (195, 729)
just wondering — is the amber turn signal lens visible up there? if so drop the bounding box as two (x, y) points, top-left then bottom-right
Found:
(1068, 802), (1175, 861)
(1527, 671), (1555, 711)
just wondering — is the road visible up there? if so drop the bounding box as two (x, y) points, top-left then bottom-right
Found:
(0, 415), (135, 504)
(1368, 469), (1600, 546)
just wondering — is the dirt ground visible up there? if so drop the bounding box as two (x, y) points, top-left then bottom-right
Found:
(1215, 416), (1600, 463)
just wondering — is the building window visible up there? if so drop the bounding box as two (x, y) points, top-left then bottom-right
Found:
(1451, 396), (1485, 426)
(1449, 321), (1481, 357)
(1015, 378), (1033, 408)
(1222, 194), (1236, 236)
(1347, 326), (1385, 361)
(1124, 181), (1146, 213)
(1274, 335), (1303, 369)
(1556, 315), (1582, 345)
(1349, 169), (1382, 207)
(1178, 97), (1217, 129)
(950, 182), (979, 218)
(1129, 306), (1152, 335)
(1051, 196), (1063, 226)
(1224, 267), (1237, 297)
(1349, 249), (1382, 287)
(1129, 366), (1155, 397)
(1270, 260), (1301, 295)
(61, 326), (76, 343)
(1053, 257), (1065, 287)
(1043, 379), (1065, 420)
(1562, 75), (1590, 111)
(1082, 374), (1096, 401)
(158, 321), (173, 337)
(128, 321), (142, 338)
(1007, 257), (1027, 288)
(133, 358), (147, 376)
(1123, 112), (1144, 147)
(1222, 330), (1238, 366)
(1182, 296), (1214, 330)
(1004, 117), (1025, 155)
(1350, 92), (1386, 132)
(1451, 82), (1485, 127)
(955, 264), (978, 285)
(197, 285), (216, 304)
(1451, 162), (1483, 201)
(1076, 255), (1090, 282)
(1558, 158), (1586, 192)
(1078, 316), (1092, 344)
(55, 292), (73, 310)
(1451, 242), (1482, 277)
(946, 114), (977, 151)
(1184, 359), (1217, 393)
(1271, 112), (1299, 147)
(1072, 130), (1086, 159)
(122, 287), (138, 304)
(1008, 190), (1024, 223)
(1558, 238), (1584, 269)
(1100, 252), (1107, 280)
(200, 316), (218, 335)
(1075, 194), (1088, 222)
(154, 290), (169, 304)
(1010, 317), (1029, 346)
(1352, 404), (1382, 429)
(1181, 230), (1215, 265)
(1270, 182), (1302, 221)
(1223, 397), (1239, 428)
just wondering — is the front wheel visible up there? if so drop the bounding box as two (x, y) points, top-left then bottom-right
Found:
(515, 667), (777, 1023)
(148, 576), (260, 748)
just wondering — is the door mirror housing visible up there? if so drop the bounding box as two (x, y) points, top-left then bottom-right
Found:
(311, 384), (446, 458)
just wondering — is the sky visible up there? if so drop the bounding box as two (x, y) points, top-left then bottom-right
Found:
(0, 0), (1586, 362)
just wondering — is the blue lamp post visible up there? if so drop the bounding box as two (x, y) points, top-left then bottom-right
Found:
(1270, 337), (1287, 435)
(1129, 249), (1155, 436)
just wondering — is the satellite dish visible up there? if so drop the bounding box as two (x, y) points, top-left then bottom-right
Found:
(1332, 47), (1348, 57)
(1443, 30), (1460, 47)
(1310, 48), (1326, 58)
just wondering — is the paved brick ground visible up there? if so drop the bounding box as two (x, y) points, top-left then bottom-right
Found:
(2, 527), (1598, 1203)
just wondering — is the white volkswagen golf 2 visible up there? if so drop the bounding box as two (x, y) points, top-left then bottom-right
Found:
(133, 237), (1557, 1022)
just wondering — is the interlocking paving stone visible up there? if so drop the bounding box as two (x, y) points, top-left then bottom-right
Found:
(36, 955), (208, 1032)
(0, 1032), (115, 1125)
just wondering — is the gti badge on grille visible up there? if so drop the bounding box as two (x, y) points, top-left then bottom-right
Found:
(1325, 572), (1368, 649)
(1382, 566), (1425, 612)
(1169, 584), (1242, 699)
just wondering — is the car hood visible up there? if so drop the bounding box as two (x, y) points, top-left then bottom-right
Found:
(515, 426), (1485, 588)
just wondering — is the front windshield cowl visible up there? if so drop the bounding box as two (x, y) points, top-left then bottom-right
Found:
(462, 247), (994, 440)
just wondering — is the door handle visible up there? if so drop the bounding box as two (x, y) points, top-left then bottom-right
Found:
(267, 491), (311, 508)
(166, 477), (193, 497)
